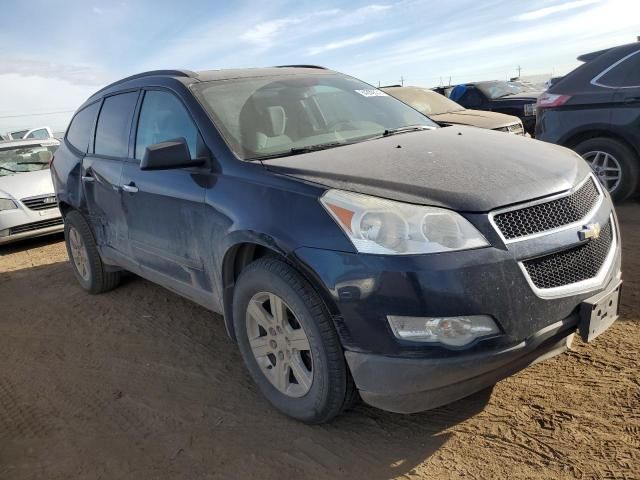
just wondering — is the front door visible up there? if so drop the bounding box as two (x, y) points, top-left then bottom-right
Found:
(119, 89), (211, 300)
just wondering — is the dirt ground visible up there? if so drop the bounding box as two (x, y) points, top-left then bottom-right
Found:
(0, 203), (638, 480)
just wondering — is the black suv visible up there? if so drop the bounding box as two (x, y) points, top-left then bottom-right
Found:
(51, 67), (622, 423)
(536, 42), (640, 201)
(448, 81), (543, 135)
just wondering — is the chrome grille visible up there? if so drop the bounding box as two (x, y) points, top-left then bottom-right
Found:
(493, 177), (600, 240)
(9, 217), (63, 235)
(523, 220), (612, 290)
(495, 123), (524, 136)
(21, 194), (58, 211)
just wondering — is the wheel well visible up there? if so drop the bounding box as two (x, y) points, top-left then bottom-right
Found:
(564, 130), (640, 159)
(221, 242), (340, 341)
(221, 243), (283, 340)
(58, 201), (72, 218)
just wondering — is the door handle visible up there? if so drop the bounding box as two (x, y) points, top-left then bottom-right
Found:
(81, 175), (95, 183)
(624, 97), (640, 104)
(121, 183), (139, 193)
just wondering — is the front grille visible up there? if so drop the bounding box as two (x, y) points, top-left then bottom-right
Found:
(494, 177), (599, 240)
(495, 123), (524, 136)
(9, 217), (63, 235)
(21, 194), (58, 211)
(523, 220), (613, 289)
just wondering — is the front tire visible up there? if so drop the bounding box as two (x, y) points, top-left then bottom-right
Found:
(64, 210), (120, 294)
(232, 256), (356, 423)
(574, 137), (639, 202)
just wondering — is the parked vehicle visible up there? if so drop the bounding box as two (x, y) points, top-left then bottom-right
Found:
(449, 81), (543, 135)
(52, 67), (622, 423)
(383, 86), (524, 134)
(0, 138), (63, 245)
(4, 126), (54, 141)
(536, 42), (640, 201)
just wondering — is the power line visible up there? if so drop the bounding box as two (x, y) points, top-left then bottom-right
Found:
(0, 110), (75, 119)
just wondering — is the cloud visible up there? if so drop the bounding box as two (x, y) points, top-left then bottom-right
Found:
(0, 57), (109, 86)
(514, 0), (601, 21)
(240, 10), (339, 44)
(308, 31), (395, 55)
(92, 6), (104, 15)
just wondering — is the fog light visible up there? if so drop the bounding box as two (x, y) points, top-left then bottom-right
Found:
(387, 315), (500, 347)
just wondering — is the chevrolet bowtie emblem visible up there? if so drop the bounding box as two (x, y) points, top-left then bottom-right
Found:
(579, 223), (601, 241)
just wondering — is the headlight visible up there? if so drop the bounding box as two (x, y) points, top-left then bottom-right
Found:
(0, 198), (17, 211)
(320, 190), (488, 254)
(387, 315), (500, 347)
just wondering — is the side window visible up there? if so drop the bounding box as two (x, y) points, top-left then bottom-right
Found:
(66, 102), (99, 152)
(460, 88), (483, 108)
(26, 128), (50, 140)
(597, 51), (640, 88)
(94, 91), (138, 158)
(135, 90), (198, 160)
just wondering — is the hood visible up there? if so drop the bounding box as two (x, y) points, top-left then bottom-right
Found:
(430, 109), (520, 130)
(0, 168), (55, 201)
(262, 126), (589, 212)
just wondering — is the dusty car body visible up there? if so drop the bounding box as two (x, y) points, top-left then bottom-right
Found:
(383, 86), (524, 134)
(51, 67), (621, 423)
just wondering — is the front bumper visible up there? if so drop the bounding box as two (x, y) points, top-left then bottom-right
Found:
(346, 316), (577, 413)
(0, 205), (63, 245)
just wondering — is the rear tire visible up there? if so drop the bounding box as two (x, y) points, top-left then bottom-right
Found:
(64, 210), (120, 294)
(574, 137), (639, 202)
(232, 256), (356, 423)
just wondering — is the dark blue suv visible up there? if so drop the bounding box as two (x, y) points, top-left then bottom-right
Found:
(51, 67), (622, 423)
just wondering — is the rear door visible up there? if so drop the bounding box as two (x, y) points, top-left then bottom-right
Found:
(82, 90), (139, 255)
(601, 49), (640, 141)
(119, 88), (210, 297)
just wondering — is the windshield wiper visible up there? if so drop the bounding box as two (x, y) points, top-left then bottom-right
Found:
(0, 166), (16, 173)
(249, 141), (346, 161)
(16, 162), (47, 166)
(381, 125), (434, 137)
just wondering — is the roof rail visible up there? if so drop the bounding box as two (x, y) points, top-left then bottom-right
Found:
(274, 64), (328, 70)
(380, 84), (402, 88)
(91, 69), (198, 97)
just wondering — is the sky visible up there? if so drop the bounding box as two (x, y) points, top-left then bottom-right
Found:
(0, 0), (638, 133)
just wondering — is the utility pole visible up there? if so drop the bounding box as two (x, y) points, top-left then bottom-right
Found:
(400, 75), (405, 86)
(517, 65), (522, 78)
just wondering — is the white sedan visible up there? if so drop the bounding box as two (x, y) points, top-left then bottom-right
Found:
(0, 138), (63, 245)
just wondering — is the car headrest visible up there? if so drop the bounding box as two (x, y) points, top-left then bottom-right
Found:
(265, 106), (287, 137)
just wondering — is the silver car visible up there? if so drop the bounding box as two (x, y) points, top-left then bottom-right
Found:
(0, 138), (63, 245)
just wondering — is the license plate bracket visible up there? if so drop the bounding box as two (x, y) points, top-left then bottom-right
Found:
(579, 281), (622, 343)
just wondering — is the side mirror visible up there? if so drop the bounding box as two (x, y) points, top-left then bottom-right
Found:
(140, 138), (205, 171)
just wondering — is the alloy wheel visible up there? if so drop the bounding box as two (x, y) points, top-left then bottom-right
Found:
(582, 150), (622, 193)
(245, 292), (313, 398)
(68, 227), (90, 281)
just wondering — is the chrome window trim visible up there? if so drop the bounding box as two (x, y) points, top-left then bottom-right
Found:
(488, 173), (604, 244)
(590, 49), (640, 89)
(517, 215), (618, 299)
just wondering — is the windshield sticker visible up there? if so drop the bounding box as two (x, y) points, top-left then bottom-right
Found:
(355, 89), (388, 97)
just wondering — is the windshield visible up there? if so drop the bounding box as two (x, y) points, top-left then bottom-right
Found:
(476, 81), (538, 99)
(384, 87), (464, 115)
(193, 73), (437, 160)
(0, 144), (57, 176)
